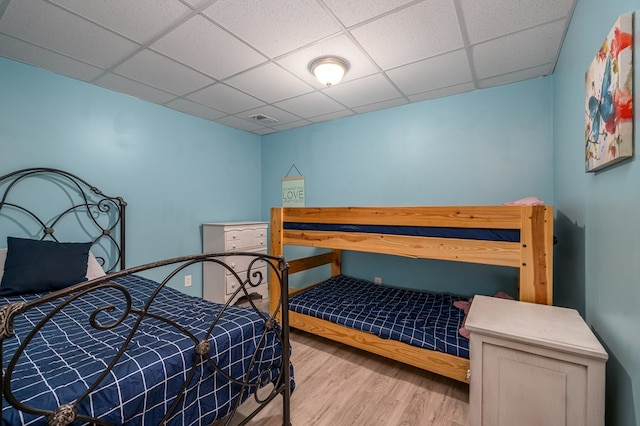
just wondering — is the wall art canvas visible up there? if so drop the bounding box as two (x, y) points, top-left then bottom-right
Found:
(585, 12), (634, 172)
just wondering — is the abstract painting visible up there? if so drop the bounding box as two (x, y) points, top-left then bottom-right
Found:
(585, 12), (634, 172)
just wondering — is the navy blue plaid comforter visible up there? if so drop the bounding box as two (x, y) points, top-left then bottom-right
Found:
(1, 275), (292, 425)
(289, 275), (469, 358)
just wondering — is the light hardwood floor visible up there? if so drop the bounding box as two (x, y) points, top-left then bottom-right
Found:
(232, 298), (469, 426)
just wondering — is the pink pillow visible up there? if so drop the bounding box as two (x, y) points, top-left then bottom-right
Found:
(503, 196), (544, 206)
(454, 297), (473, 339)
(458, 311), (471, 339)
(493, 291), (514, 300)
(453, 299), (471, 314)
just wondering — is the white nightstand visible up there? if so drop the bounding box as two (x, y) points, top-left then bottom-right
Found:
(202, 222), (269, 305)
(466, 295), (608, 426)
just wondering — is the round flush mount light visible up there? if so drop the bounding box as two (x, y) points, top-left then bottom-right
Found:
(308, 56), (349, 87)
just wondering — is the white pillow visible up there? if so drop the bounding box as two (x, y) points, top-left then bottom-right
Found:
(87, 252), (107, 280)
(0, 247), (106, 284)
(0, 248), (6, 283)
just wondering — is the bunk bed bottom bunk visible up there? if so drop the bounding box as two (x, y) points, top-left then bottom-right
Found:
(286, 276), (471, 383)
(288, 275), (469, 359)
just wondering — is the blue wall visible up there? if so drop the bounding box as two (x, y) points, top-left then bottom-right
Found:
(0, 57), (263, 296)
(262, 78), (554, 297)
(553, 1), (639, 424)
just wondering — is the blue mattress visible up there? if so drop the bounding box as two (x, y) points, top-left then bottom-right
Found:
(289, 275), (469, 359)
(284, 222), (520, 242)
(1, 274), (293, 425)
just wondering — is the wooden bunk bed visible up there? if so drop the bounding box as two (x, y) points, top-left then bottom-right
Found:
(269, 205), (553, 384)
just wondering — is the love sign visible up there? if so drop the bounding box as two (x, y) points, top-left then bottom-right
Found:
(281, 176), (305, 207)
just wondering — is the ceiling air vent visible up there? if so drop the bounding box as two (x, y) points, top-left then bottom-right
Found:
(248, 113), (278, 123)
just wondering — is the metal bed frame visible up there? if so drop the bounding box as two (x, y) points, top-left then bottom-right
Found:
(0, 167), (126, 272)
(0, 168), (291, 425)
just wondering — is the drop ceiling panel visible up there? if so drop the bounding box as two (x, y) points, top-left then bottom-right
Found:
(0, 0), (577, 135)
(0, 34), (103, 82)
(477, 64), (554, 89)
(180, 0), (213, 8)
(325, 74), (401, 108)
(226, 62), (314, 103)
(164, 98), (226, 121)
(253, 128), (278, 136)
(95, 73), (178, 104)
(408, 82), (476, 103)
(0, 0), (138, 68)
(460, 0), (576, 45)
(49, 0), (192, 44)
(202, 0), (341, 58)
(151, 15), (267, 80)
(351, 0), (464, 70)
(187, 83), (265, 114)
(308, 109), (354, 124)
(387, 49), (472, 95)
(322, 0), (417, 27)
(272, 119), (313, 132)
(113, 49), (214, 96)
(353, 97), (408, 114)
(472, 20), (566, 79)
(274, 91), (346, 119)
(215, 115), (265, 132)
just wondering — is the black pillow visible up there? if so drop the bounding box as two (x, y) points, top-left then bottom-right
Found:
(0, 237), (91, 296)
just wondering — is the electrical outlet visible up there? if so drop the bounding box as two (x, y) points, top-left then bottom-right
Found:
(374, 277), (382, 285)
(184, 275), (192, 287)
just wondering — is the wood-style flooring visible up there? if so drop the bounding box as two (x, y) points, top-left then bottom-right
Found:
(230, 299), (469, 426)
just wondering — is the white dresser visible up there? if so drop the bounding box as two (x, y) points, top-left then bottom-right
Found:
(202, 222), (269, 305)
(466, 295), (608, 426)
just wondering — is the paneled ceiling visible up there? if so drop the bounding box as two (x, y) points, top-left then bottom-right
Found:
(0, 0), (576, 135)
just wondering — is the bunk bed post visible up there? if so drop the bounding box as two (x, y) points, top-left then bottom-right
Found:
(541, 206), (554, 303)
(331, 249), (342, 276)
(270, 207), (284, 316)
(519, 206), (554, 305)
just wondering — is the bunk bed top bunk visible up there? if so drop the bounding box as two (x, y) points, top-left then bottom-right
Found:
(269, 205), (554, 383)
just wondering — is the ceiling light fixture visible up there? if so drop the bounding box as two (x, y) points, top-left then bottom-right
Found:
(309, 56), (349, 87)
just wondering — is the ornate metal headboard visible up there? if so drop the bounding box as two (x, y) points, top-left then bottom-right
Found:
(0, 168), (126, 271)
